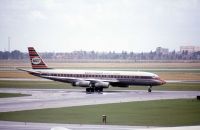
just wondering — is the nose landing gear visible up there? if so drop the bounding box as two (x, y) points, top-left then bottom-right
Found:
(148, 86), (152, 92)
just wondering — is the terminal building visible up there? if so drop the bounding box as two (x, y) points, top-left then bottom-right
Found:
(180, 46), (200, 53)
(156, 47), (169, 54)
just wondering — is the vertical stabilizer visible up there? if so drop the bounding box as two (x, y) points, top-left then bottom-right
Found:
(28, 47), (48, 69)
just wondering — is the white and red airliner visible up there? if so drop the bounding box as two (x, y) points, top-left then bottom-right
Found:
(19, 47), (166, 93)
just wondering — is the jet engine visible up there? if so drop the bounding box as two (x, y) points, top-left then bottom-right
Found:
(95, 82), (109, 88)
(73, 81), (91, 87)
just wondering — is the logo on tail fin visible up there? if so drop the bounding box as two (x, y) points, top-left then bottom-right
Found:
(31, 57), (42, 65)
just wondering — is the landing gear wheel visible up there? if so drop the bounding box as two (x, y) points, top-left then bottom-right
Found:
(148, 88), (152, 92)
(86, 88), (95, 94)
(99, 88), (103, 92)
(86, 88), (90, 94)
(95, 87), (103, 93)
(148, 86), (152, 93)
(86, 87), (103, 94)
(91, 88), (95, 92)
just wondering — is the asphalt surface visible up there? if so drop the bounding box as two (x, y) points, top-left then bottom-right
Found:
(0, 121), (149, 130)
(0, 121), (199, 130)
(0, 88), (200, 112)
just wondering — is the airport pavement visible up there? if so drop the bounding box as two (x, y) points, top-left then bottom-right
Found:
(0, 88), (199, 112)
(0, 121), (199, 130)
(0, 121), (149, 130)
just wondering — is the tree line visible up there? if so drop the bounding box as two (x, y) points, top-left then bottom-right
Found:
(0, 50), (200, 60)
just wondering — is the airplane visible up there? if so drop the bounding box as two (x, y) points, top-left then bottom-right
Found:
(18, 47), (166, 93)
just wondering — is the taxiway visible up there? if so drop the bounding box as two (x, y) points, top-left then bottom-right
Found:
(0, 88), (199, 112)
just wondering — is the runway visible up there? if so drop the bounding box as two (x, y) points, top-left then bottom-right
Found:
(0, 88), (199, 112)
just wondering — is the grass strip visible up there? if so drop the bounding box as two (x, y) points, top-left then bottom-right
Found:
(0, 93), (31, 98)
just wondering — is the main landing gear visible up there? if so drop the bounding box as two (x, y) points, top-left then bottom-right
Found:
(148, 86), (152, 93)
(86, 87), (103, 94)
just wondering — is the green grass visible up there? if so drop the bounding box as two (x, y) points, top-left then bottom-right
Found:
(0, 93), (31, 98)
(0, 81), (200, 91)
(0, 81), (74, 89)
(0, 99), (200, 126)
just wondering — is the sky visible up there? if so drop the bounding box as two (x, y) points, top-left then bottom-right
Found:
(0, 0), (200, 52)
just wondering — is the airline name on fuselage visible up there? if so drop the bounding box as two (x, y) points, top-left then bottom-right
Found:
(85, 72), (120, 75)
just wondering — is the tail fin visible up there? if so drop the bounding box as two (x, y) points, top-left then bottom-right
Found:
(28, 47), (48, 69)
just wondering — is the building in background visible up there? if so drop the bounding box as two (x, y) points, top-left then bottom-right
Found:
(180, 46), (200, 53)
(155, 47), (169, 54)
